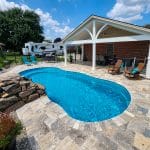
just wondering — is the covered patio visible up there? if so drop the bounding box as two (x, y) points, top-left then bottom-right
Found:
(63, 15), (150, 78)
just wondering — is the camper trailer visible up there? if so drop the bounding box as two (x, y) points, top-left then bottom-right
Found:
(22, 42), (63, 56)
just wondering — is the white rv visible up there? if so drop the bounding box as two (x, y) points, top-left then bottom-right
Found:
(22, 42), (63, 56)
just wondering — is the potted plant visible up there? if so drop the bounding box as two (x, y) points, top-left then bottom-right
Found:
(0, 112), (22, 150)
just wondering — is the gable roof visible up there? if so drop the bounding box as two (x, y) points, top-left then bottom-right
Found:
(63, 15), (150, 42)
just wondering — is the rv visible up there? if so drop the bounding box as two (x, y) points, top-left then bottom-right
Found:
(22, 42), (63, 56)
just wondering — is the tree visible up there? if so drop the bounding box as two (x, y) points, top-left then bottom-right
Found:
(0, 8), (44, 52)
(54, 37), (62, 43)
(144, 24), (150, 29)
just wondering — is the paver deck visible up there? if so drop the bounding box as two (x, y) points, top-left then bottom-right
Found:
(1, 62), (150, 150)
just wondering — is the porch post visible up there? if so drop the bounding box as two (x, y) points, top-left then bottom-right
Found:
(81, 44), (84, 61)
(92, 20), (96, 70)
(146, 42), (150, 79)
(92, 42), (96, 70)
(64, 44), (67, 66)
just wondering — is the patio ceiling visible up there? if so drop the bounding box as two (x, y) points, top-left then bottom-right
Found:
(63, 15), (150, 45)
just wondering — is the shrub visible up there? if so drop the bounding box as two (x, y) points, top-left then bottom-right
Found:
(0, 113), (22, 149)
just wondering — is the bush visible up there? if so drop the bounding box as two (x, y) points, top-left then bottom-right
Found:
(0, 113), (22, 149)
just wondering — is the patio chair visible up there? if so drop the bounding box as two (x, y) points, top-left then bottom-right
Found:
(30, 55), (37, 64)
(108, 59), (123, 74)
(22, 56), (32, 66)
(96, 55), (106, 65)
(124, 63), (145, 79)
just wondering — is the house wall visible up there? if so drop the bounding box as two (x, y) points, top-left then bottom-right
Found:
(84, 41), (149, 61)
(114, 41), (149, 59)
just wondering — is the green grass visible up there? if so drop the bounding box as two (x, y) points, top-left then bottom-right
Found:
(0, 55), (22, 68)
(0, 52), (64, 69)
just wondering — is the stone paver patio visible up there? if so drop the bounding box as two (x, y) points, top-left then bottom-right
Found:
(1, 62), (150, 150)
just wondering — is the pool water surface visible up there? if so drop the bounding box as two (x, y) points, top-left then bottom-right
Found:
(20, 67), (131, 122)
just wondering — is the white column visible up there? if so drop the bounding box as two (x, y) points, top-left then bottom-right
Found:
(146, 42), (150, 79)
(81, 44), (84, 61)
(92, 42), (96, 70)
(64, 44), (67, 66)
(92, 20), (96, 70)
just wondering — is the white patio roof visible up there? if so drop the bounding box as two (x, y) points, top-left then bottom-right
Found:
(63, 15), (150, 45)
(63, 15), (150, 79)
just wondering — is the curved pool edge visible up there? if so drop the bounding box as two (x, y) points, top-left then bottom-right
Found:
(19, 67), (132, 123)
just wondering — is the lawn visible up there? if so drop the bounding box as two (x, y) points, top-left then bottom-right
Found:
(0, 52), (43, 69)
(0, 52), (21, 68)
(0, 52), (64, 69)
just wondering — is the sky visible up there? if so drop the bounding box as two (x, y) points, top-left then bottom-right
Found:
(0, 0), (150, 40)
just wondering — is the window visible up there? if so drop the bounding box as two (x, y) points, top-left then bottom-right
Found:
(52, 45), (54, 48)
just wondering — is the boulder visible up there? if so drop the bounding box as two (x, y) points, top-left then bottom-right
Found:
(30, 82), (37, 88)
(19, 87), (36, 98)
(4, 101), (25, 114)
(20, 80), (31, 86)
(36, 84), (45, 90)
(0, 96), (18, 111)
(21, 85), (26, 91)
(9, 87), (22, 95)
(1, 93), (9, 98)
(0, 80), (18, 87)
(0, 76), (45, 112)
(2, 83), (19, 92)
(21, 97), (28, 102)
(28, 93), (39, 102)
(0, 82), (5, 87)
(37, 90), (45, 95)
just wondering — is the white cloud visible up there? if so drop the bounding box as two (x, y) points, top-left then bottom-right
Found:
(0, 0), (73, 39)
(107, 0), (150, 23)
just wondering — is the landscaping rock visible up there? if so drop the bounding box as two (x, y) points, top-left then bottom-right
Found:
(4, 101), (25, 114)
(21, 85), (26, 91)
(36, 84), (45, 90)
(2, 83), (19, 92)
(9, 87), (22, 95)
(1, 93), (9, 98)
(28, 93), (39, 102)
(0, 76), (45, 112)
(19, 88), (36, 98)
(37, 90), (45, 95)
(20, 80), (31, 86)
(0, 96), (18, 111)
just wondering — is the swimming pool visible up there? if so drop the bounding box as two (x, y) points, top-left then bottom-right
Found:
(20, 67), (131, 122)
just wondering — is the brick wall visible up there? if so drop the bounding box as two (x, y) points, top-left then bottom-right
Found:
(84, 44), (92, 61)
(84, 41), (149, 61)
(114, 41), (149, 59)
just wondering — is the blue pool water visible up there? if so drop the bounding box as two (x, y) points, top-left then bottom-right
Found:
(20, 67), (131, 122)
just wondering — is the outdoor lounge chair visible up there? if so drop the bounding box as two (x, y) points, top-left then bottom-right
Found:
(124, 63), (145, 79)
(22, 56), (32, 66)
(108, 59), (123, 74)
(30, 55), (37, 64)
